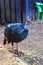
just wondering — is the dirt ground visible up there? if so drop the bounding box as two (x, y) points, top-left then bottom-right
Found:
(0, 20), (43, 65)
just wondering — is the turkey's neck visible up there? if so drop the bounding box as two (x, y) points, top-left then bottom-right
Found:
(24, 21), (29, 30)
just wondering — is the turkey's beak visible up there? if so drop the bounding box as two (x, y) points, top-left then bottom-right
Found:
(27, 19), (32, 25)
(27, 19), (31, 23)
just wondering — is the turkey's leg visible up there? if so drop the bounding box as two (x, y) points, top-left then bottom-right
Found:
(12, 42), (14, 51)
(11, 42), (15, 57)
(16, 43), (19, 54)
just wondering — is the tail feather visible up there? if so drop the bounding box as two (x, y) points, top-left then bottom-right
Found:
(3, 38), (6, 45)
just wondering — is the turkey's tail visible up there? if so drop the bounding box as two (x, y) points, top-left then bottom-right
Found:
(3, 38), (6, 45)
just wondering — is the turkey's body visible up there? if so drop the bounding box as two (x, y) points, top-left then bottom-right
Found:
(4, 23), (28, 43)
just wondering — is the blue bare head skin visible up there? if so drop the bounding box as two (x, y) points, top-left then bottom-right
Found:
(24, 19), (31, 30)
